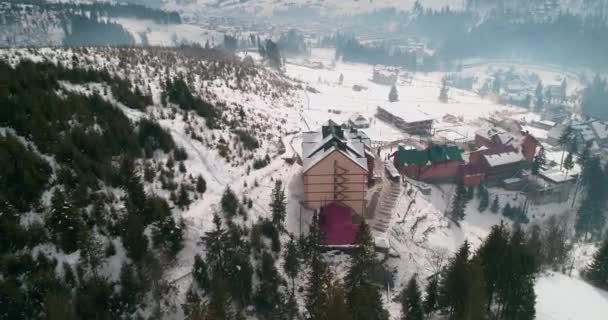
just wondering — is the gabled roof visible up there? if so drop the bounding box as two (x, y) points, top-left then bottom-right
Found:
(302, 123), (369, 173)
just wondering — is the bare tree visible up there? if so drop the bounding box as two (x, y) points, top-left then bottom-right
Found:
(424, 246), (449, 275)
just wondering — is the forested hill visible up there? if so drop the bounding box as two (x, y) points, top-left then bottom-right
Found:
(0, 1), (181, 47)
(0, 46), (300, 319)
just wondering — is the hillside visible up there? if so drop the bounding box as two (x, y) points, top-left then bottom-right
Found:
(0, 46), (304, 319)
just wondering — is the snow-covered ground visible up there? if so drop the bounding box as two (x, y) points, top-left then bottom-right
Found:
(284, 49), (528, 144)
(536, 272), (608, 320)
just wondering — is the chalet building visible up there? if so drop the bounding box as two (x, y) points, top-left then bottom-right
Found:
(531, 119), (556, 131)
(474, 127), (515, 149)
(302, 122), (375, 215)
(480, 151), (526, 182)
(547, 120), (608, 148)
(376, 106), (434, 136)
(301, 121), (376, 245)
(391, 144), (464, 183)
(528, 168), (576, 205)
(344, 113), (370, 129)
(372, 66), (398, 85)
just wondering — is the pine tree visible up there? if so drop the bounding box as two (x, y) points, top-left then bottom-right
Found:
(423, 276), (439, 316)
(560, 78), (568, 102)
(207, 268), (236, 320)
(79, 227), (103, 277)
(193, 254), (210, 292)
(47, 190), (82, 253)
(45, 291), (78, 320)
(122, 212), (148, 262)
(389, 85), (399, 102)
(327, 280), (350, 320)
(502, 203), (513, 219)
(585, 239), (608, 290)
(563, 152), (574, 175)
(271, 180), (287, 230)
(401, 276), (424, 320)
(527, 224), (544, 269)
(283, 236), (300, 294)
(558, 125), (573, 170)
(477, 185), (489, 212)
(534, 81), (544, 111)
(304, 236), (331, 320)
(450, 181), (467, 221)
(205, 214), (226, 269)
(496, 227), (537, 320)
(221, 187), (239, 218)
(544, 216), (570, 269)
(196, 175), (207, 194)
(303, 212), (325, 259)
(576, 156), (607, 239)
(439, 77), (449, 103)
(476, 223), (509, 311)
(466, 186), (474, 201)
(254, 251), (283, 318)
(345, 221), (389, 320)
(118, 262), (144, 315)
(177, 184), (191, 210)
(531, 147), (546, 175)
(439, 241), (470, 320)
(153, 215), (184, 256)
(577, 142), (591, 168)
(490, 195), (500, 213)
(464, 258), (487, 320)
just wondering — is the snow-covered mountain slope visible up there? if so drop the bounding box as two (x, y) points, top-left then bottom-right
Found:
(0, 46), (308, 318)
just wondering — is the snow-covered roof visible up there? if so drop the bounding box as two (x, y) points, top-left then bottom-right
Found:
(547, 125), (564, 140)
(384, 160), (400, 178)
(538, 120), (556, 127)
(475, 126), (502, 140)
(539, 168), (575, 183)
(495, 132), (514, 145)
(378, 104), (435, 123)
(590, 121), (608, 140)
(349, 113), (369, 125)
(483, 151), (524, 167)
(503, 177), (523, 184)
(301, 125), (369, 173)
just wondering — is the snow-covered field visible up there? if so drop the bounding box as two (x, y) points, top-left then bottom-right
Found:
(284, 49), (528, 144)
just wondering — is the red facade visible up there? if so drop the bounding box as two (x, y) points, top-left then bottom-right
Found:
(520, 133), (539, 162)
(400, 161), (463, 182)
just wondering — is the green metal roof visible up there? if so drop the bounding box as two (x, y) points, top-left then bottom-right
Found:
(395, 144), (463, 167)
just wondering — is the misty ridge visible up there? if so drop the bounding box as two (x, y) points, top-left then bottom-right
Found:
(4, 0), (608, 70)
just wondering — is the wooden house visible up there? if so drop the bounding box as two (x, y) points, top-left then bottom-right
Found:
(301, 122), (374, 216)
(392, 144), (464, 183)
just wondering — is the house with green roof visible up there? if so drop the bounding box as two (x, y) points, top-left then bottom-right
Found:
(392, 144), (464, 182)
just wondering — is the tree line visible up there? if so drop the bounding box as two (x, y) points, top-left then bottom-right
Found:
(3, 0), (181, 24)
